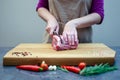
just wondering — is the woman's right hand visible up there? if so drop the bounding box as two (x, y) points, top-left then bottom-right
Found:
(46, 19), (59, 36)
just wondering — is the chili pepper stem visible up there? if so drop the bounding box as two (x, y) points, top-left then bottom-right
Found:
(42, 61), (45, 64)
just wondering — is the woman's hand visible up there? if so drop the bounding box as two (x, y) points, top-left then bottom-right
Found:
(37, 8), (59, 36)
(46, 19), (59, 36)
(63, 20), (78, 45)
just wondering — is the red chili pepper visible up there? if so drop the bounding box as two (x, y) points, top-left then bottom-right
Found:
(61, 66), (80, 74)
(16, 65), (43, 72)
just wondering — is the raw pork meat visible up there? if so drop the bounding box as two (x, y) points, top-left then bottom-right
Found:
(52, 35), (78, 51)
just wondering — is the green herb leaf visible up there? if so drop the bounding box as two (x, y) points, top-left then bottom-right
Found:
(57, 66), (69, 72)
(80, 63), (117, 76)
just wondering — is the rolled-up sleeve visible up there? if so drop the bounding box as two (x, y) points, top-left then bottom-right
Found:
(36, 0), (49, 11)
(90, 0), (104, 24)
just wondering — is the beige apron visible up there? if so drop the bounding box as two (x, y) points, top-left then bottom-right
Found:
(44, 0), (92, 43)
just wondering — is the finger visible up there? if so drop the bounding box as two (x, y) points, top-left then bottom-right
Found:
(71, 34), (75, 45)
(46, 27), (50, 34)
(56, 26), (59, 34)
(62, 32), (68, 42)
(74, 33), (78, 44)
(49, 28), (54, 36)
(68, 34), (72, 45)
(66, 34), (69, 42)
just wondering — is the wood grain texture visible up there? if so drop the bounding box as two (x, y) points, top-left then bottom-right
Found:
(3, 43), (116, 66)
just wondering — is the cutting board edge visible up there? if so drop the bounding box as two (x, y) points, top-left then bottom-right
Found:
(3, 57), (115, 66)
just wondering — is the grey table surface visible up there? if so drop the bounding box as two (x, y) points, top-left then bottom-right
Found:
(0, 47), (120, 80)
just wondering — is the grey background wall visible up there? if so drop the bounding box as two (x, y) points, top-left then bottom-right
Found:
(0, 0), (120, 47)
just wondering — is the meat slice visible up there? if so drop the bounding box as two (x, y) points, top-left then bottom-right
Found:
(52, 35), (78, 51)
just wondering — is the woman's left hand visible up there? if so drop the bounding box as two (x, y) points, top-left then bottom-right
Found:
(63, 20), (78, 45)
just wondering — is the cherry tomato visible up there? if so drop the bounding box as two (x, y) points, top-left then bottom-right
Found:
(40, 61), (48, 71)
(78, 62), (86, 70)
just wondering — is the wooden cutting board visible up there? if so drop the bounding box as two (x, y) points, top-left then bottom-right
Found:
(3, 43), (116, 66)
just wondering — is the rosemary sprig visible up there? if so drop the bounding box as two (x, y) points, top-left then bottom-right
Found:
(80, 63), (117, 76)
